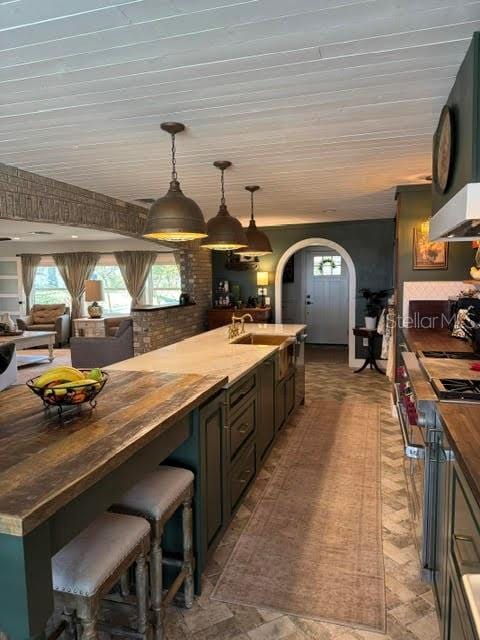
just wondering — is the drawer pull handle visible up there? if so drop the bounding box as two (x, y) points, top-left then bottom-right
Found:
(239, 470), (252, 484)
(453, 534), (480, 572)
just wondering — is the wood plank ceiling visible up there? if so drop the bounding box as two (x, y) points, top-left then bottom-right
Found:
(1, 0), (479, 226)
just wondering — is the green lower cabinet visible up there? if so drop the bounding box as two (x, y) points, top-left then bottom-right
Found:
(444, 557), (476, 640)
(257, 357), (276, 464)
(230, 436), (256, 513)
(275, 379), (286, 431)
(285, 371), (295, 417)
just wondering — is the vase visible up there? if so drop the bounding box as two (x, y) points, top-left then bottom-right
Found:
(365, 316), (377, 330)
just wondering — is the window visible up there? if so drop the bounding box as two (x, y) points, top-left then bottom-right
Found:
(91, 264), (131, 314)
(148, 263), (182, 306)
(313, 255), (342, 276)
(33, 265), (70, 305)
(31, 253), (181, 314)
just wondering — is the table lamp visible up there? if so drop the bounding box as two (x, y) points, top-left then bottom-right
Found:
(85, 280), (105, 318)
(257, 271), (269, 308)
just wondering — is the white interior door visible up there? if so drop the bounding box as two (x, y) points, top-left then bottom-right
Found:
(304, 250), (348, 344)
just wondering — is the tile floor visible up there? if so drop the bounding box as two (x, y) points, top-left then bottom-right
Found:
(163, 345), (440, 640)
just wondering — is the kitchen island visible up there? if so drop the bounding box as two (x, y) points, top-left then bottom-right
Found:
(0, 323), (305, 640)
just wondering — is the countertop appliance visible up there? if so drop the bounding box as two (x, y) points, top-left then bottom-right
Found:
(431, 378), (480, 402)
(418, 351), (480, 360)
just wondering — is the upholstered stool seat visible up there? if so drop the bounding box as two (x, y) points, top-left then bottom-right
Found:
(112, 466), (195, 640)
(52, 512), (151, 640)
(115, 466), (194, 523)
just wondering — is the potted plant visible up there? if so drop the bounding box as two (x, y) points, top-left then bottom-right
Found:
(359, 288), (391, 330)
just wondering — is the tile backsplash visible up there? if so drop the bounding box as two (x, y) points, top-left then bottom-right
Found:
(402, 281), (466, 325)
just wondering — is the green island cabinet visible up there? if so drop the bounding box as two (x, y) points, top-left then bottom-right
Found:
(167, 352), (289, 592)
(432, 432), (480, 639)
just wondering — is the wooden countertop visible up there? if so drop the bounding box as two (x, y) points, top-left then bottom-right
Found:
(402, 328), (473, 354)
(438, 404), (480, 505)
(0, 370), (226, 536)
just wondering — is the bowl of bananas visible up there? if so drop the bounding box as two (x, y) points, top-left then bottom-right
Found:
(27, 366), (108, 412)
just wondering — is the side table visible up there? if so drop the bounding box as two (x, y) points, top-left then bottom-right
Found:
(353, 327), (385, 374)
(73, 317), (106, 338)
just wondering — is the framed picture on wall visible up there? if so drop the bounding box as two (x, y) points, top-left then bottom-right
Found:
(412, 224), (449, 270)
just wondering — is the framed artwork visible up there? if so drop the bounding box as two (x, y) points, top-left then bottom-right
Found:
(413, 225), (449, 270)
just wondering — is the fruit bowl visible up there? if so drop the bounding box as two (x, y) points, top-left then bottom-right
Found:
(26, 366), (109, 413)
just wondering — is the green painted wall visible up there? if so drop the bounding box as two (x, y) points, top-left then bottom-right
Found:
(212, 218), (395, 356)
(396, 184), (475, 313)
(432, 32), (480, 215)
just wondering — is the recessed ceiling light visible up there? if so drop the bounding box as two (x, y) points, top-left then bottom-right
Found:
(13, 237), (20, 240)
(71, 235), (79, 238)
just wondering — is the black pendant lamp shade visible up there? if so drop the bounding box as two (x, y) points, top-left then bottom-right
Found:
(236, 185), (273, 256)
(143, 122), (207, 242)
(201, 161), (248, 251)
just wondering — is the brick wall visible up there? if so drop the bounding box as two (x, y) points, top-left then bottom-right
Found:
(0, 161), (146, 236)
(132, 241), (212, 354)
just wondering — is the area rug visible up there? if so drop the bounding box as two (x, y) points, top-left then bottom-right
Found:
(211, 400), (386, 632)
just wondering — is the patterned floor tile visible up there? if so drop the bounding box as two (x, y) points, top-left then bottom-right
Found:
(162, 346), (441, 639)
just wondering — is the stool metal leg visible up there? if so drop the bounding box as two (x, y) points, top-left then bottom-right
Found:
(182, 497), (194, 609)
(151, 534), (164, 640)
(135, 553), (149, 640)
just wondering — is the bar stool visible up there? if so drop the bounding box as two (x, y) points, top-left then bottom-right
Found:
(112, 465), (195, 640)
(52, 512), (151, 640)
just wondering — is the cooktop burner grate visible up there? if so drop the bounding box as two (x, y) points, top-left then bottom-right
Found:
(419, 351), (480, 360)
(432, 378), (480, 401)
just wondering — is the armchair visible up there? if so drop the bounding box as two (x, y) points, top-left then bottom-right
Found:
(70, 318), (134, 369)
(17, 304), (71, 346)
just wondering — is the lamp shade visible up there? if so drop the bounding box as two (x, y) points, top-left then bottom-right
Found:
(256, 271), (269, 286)
(236, 219), (273, 256)
(84, 279), (104, 302)
(143, 180), (207, 241)
(201, 204), (248, 251)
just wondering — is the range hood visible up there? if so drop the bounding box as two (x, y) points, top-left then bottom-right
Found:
(429, 183), (480, 241)
(429, 33), (480, 241)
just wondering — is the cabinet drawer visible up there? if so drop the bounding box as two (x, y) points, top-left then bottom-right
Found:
(229, 373), (256, 410)
(231, 440), (256, 511)
(230, 397), (256, 460)
(452, 466), (480, 575)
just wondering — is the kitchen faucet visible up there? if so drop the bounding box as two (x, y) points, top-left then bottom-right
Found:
(228, 313), (254, 339)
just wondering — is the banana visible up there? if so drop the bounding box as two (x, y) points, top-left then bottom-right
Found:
(34, 366), (85, 388)
(54, 378), (98, 389)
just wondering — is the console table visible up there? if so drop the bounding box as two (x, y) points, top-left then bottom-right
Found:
(352, 327), (385, 374)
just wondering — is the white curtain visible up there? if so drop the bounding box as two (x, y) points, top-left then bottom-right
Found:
(114, 251), (158, 308)
(54, 253), (99, 319)
(21, 254), (41, 314)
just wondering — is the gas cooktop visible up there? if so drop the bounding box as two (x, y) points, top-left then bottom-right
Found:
(432, 378), (480, 402)
(418, 350), (480, 360)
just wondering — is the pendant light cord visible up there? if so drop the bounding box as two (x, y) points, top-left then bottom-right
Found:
(171, 133), (177, 181)
(220, 168), (226, 206)
(250, 190), (255, 221)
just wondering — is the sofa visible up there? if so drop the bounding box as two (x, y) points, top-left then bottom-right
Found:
(17, 304), (71, 347)
(70, 318), (134, 368)
(104, 315), (131, 337)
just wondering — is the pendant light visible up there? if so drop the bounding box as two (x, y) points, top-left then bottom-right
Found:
(143, 122), (207, 242)
(202, 161), (248, 251)
(235, 185), (273, 256)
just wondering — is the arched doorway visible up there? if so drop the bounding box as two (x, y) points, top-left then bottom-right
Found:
(275, 238), (357, 368)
